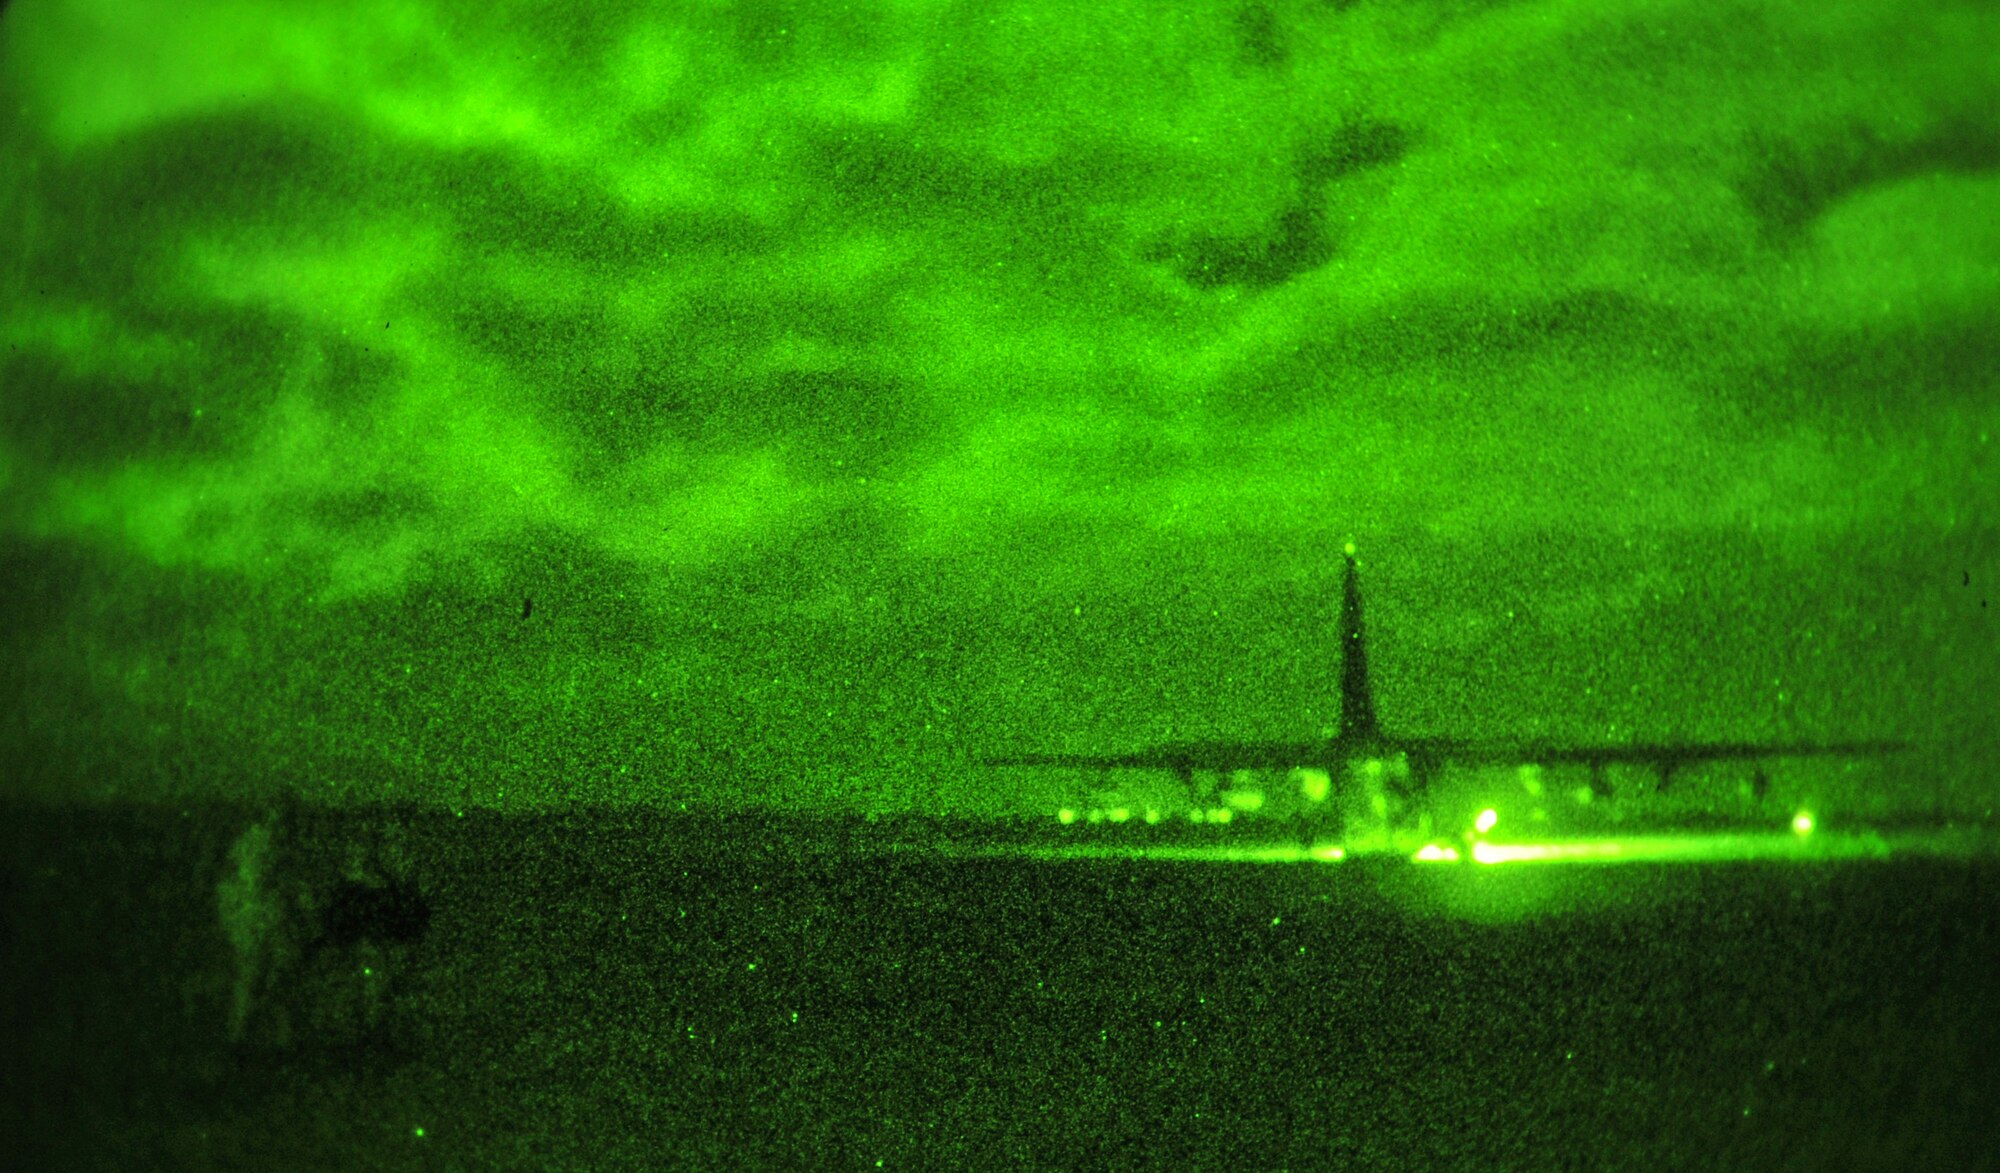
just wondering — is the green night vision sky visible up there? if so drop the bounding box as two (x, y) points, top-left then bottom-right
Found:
(2, 0), (1996, 814)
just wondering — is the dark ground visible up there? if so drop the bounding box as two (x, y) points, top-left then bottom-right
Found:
(4, 804), (1998, 1170)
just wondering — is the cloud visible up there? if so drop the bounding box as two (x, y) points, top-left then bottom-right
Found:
(5, 2), (1995, 579)
(1785, 171), (2000, 330)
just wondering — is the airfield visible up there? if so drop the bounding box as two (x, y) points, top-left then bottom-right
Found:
(6, 796), (1999, 1168)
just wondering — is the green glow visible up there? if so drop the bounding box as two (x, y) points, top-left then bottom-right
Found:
(1056, 808), (1077, 825)
(1474, 808), (1499, 834)
(1468, 832), (1898, 866)
(948, 824), (1984, 872)
(957, 827), (1991, 869)
(1792, 812), (1815, 835)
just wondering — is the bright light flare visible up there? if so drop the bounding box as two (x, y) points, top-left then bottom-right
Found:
(1792, 812), (1814, 835)
(1466, 831), (1898, 865)
(1474, 808), (1499, 834)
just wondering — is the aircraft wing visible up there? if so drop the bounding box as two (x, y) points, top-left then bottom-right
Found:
(981, 735), (1908, 795)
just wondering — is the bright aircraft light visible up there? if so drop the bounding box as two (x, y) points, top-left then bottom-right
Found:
(1792, 812), (1814, 835)
(1413, 843), (1460, 863)
(1057, 808), (1077, 825)
(1474, 808), (1499, 834)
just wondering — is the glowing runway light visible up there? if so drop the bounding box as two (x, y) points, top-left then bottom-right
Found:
(1057, 808), (1077, 825)
(1792, 812), (1815, 835)
(1412, 843), (1460, 863)
(1108, 807), (1131, 824)
(1474, 808), (1499, 834)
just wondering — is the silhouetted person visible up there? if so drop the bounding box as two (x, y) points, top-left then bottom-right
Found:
(218, 796), (307, 1048)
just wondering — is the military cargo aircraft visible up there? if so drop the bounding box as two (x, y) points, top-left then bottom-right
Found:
(983, 545), (1906, 832)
